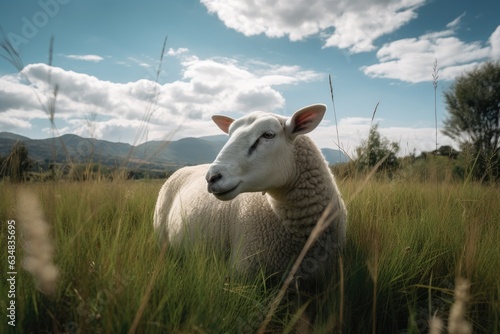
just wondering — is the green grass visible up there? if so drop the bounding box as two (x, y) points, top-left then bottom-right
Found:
(1, 178), (499, 333)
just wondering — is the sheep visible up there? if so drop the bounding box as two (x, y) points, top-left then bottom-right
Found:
(153, 103), (347, 321)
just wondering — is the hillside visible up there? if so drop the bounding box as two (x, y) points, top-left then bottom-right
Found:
(0, 132), (349, 170)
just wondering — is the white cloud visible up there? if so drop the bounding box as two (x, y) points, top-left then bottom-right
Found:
(65, 54), (104, 62)
(490, 26), (500, 59)
(0, 53), (322, 144)
(0, 61), (457, 155)
(361, 19), (498, 83)
(153, 55), (323, 121)
(201, 0), (425, 53)
(0, 110), (33, 129)
(0, 74), (41, 111)
(125, 56), (159, 74)
(323, 1), (422, 53)
(446, 12), (465, 30)
(167, 48), (189, 56)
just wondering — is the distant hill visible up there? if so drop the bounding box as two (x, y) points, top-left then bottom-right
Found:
(197, 134), (228, 143)
(0, 132), (31, 141)
(0, 132), (349, 170)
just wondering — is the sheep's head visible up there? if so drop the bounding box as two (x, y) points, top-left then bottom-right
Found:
(206, 104), (326, 200)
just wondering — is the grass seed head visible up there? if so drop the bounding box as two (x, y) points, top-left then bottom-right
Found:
(448, 277), (472, 334)
(429, 315), (444, 334)
(17, 188), (59, 296)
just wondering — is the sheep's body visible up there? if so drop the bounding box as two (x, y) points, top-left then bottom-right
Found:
(154, 104), (347, 290)
(154, 134), (346, 286)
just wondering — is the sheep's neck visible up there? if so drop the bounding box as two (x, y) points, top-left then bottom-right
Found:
(267, 137), (336, 231)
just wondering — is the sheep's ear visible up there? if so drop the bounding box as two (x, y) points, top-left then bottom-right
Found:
(212, 115), (234, 134)
(285, 104), (326, 140)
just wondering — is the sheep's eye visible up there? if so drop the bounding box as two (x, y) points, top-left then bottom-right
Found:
(262, 131), (275, 139)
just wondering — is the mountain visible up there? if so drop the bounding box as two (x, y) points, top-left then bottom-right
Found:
(197, 134), (228, 143)
(0, 132), (31, 141)
(0, 132), (349, 170)
(0, 132), (134, 166)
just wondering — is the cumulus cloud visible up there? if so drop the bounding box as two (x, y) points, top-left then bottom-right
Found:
(0, 75), (41, 112)
(361, 18), (499, 83)
(0, 111), (33, 129)
(0, 59), (456, 154)
(201, 0), (425, 53)
(153, 55), (323, 121)
(490, 26), (500, 59)
(65, 54), (104, 62)
(0, 52), (322, 143)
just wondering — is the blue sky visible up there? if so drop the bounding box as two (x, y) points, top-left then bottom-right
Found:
(0, 0), (499, 156)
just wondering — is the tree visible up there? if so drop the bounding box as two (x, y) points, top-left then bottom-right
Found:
(442, 61), (500, 181)
(356, 123), (399, 173)
(0, 141), (32, 182)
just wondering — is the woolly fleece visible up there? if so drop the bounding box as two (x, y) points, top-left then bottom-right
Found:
(154, 127), (347, 290)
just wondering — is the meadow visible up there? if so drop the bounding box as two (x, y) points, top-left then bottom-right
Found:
(1, 173), (499, 333)
(1, 28), (498, 333)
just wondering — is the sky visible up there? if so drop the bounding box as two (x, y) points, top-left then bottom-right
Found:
(0, 0), (499, 157)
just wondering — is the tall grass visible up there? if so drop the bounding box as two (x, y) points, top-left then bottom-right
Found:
(1, 177), (499, 333)
(341, 179), (499, 333)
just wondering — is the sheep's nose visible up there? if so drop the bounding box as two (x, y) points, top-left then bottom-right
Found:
(206, 165), (228, 193)
(206, 171), (222, 194)
(207, 172), (222, 185)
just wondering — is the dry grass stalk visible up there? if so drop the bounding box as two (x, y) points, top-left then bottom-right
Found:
(329, 74), (342, 161)
(366, 233), (379, 334)
(428, 315), (444, 334)
(448, 277), (472, 334)
(432, 58), (439, 154)
(370, 101), (380, 126)
(16, 188), (59, 296)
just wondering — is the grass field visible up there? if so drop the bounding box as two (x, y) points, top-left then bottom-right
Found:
(1, 177), (499, 333)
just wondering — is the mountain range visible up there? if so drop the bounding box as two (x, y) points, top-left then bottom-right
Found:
(0, 132), (349, 171)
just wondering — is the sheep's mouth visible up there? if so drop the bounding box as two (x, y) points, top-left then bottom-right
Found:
(211, 183), (240, 199)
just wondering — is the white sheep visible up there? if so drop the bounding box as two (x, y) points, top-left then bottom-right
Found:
(154, 103), (347, 294)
